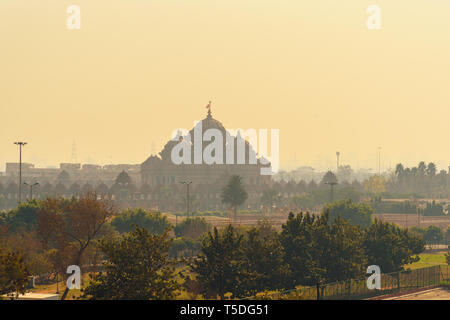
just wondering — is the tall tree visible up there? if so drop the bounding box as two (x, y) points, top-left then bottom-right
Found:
(81, 227), (178, 300)
(4, 200), (41, 233)
(321, 215), (367, 282)
(0, 248), (30, 299)
(190, 225), (245, 299)
(279, 212), (327, 287)
(240, 220), (288, 295)
(261, 187), (282, 212)
(37, 193), (115, 300)
(221, 175), (248, 220)
(363, 219), (424, 273)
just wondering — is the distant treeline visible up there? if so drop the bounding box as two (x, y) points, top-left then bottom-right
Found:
(371, 199), (446, 216)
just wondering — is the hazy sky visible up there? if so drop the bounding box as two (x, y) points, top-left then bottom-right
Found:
(1, 0), (450, 172)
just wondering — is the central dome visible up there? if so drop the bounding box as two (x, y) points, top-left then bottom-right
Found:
(188, 111), (227, 138)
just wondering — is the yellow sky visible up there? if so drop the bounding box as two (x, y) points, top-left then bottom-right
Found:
(1, 0), (450, 172)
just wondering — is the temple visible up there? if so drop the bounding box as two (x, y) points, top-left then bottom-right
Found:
(141, 108), (271, 187)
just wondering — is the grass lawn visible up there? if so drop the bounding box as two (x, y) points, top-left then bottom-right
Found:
(407, 251), (448, 270)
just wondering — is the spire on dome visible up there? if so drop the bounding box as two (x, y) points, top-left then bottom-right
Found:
(206, 101), (212, 118)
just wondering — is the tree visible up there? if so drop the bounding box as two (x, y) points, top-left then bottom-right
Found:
(240, 220), (288, 295)
(81, 227), (179, 300)
(37, 193), (115, 300)
(169, 237), (201, 258)
(3, 200), (41, 233)
(364, 175), (386, 194)
(423, 225), (443, 245)
(221, 175), (248, 221)
(290, 193), (314, 211)
(190, 225), (245, 299)
(174, 217), (211, 239)
(261, 188), (281, 212)
(279, 212), (326, 287)
(0, 248), (30, 299)
(363, 219), (424, 273)
(323, 199), (372, 228)
(321, 215), (367, 282)
(111, 208), (171, 235)
(280, 211), (368, 287)
(427, 162), (437, 177)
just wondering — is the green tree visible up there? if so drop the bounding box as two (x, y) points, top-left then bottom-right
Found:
(81, 227), (178, 300)
(190, 225), (245, 299)
(279, 212), (326, 287)
(323, 199), (372, 227)
(0, 248), (30, 299)
(321, 215), (367, 282)
(4, 200), (41, 233)
(280, 211), (368, 286)
(221, 175), (248, 221)
(290, 193), (314, 210)
(240, 220), (288, 295)
(111, 208), (171, 235)
(364, 175), (386, 194)
(169, 237), (201, 258)
(174, 217), (211, 239)
(261, 188), (281, 212)
(363, 219), (424, 273)
(423, 225), (444, 245)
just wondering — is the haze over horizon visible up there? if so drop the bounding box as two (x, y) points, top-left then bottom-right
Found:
(2, 0), (450, 173)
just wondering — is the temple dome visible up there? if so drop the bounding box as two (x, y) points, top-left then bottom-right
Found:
(188, 112), (227, 138)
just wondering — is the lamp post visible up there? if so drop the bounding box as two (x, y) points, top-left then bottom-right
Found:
(180, 181), (192, 217)
(14, 142), (27, 203)
(24, 182), (39, 200)
(377, 146), (382, 176)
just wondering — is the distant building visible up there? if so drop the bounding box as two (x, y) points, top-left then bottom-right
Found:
(141, 109), (271, 187)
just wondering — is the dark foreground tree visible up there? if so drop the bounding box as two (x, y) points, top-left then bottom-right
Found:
(81, 227), (179, 300)
(240, 220), (288, 295)
(321, 215), (367, 282)
(190, 225), (245, 299)
(221, 175), (248, 221)
(363, 219), (424, 273)
(0, 248), (30, 299)
(279, 212), (327, 287)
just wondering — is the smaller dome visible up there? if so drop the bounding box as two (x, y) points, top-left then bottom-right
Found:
(115, 170), (133, 186)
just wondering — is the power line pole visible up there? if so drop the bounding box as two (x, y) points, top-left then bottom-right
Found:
(336, 151), (340, 172)
(14, 142), (27, 203)
(24, 182), (39, 200)
(180, 181), (192, 217)
(377, 147), (382, 175)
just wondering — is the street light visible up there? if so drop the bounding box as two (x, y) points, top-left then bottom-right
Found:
(24, 182), (39, 200)
(180, 181), (192, 217)
(14, 142), (27, 203)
